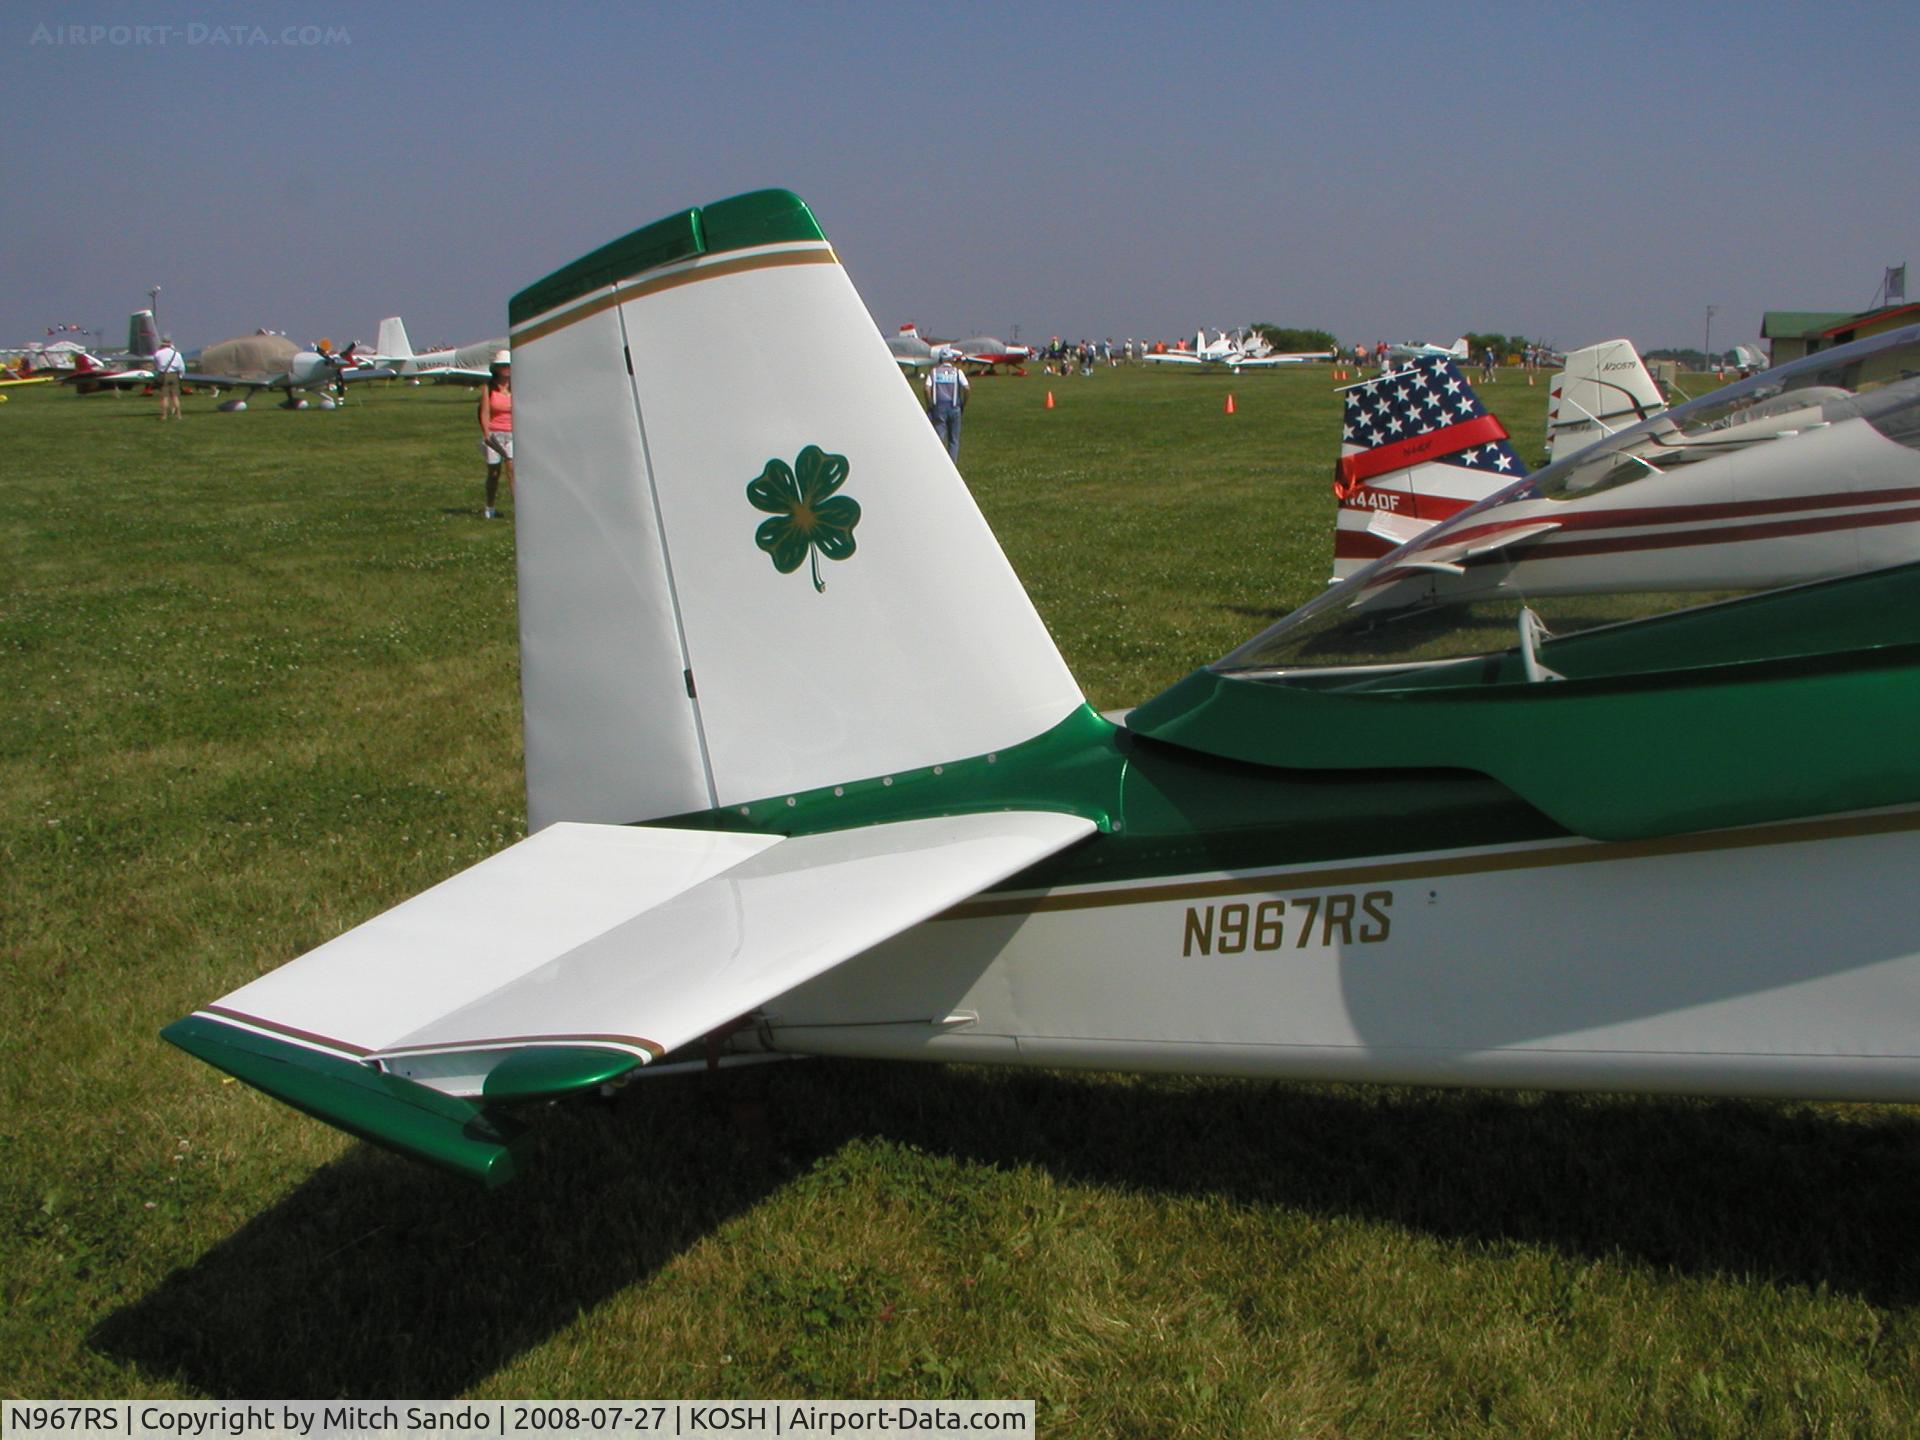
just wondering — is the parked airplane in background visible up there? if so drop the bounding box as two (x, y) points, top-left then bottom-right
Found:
(1333, 334), (1905, 588)
(55, 310), (163, 394)
(1544, 338), (1667, 463)
(164, 190), (1920, 1187)
(952, 336), (1033, 374)
(367, 316), (507, 382)
(1387, 337), (1471, 365)
(191, 331), (387, 410)
(1145, 329), (1327, 372)
(886, 323), (938, 370)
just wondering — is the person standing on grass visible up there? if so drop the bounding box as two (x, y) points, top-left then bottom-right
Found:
(479, 350), (513, 518)
(153, 336), (185, 420)
(924, 348), (968, 461)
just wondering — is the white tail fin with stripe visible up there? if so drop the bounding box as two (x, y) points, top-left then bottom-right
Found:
(1329, 356), (1528, 580)
(1545, 338), (1666, 462)
(508, 190), (1083, 829)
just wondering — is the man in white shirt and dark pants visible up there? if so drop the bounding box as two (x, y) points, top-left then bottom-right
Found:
(924, 350), (969, 461)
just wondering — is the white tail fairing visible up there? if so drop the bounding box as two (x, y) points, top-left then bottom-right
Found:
(509, 191), (1083, 829)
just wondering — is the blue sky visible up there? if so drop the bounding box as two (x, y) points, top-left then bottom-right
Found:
(4, 1), (1912, 355)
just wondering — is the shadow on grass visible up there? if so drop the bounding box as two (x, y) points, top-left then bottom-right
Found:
(94, 1060), (1920, 1394)
(92, 1076), (830, 1396)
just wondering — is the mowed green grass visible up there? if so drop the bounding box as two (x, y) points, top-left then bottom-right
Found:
(5, 369), (1919, 1435)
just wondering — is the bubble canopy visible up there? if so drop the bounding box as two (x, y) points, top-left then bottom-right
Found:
(1219, 324), (1920, 680)
(1127, 324), (1920, 840)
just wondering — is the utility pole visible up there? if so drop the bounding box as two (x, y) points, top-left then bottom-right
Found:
(1703, 304), (1719, 374)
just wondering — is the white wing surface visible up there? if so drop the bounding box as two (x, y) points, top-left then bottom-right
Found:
(190, 813), (1095, 1100)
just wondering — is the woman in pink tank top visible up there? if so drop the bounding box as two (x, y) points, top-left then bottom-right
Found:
(479, 351), (513, 519)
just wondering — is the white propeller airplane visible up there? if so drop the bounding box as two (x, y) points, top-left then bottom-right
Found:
(1145, 329), (1327, 372)
(886, 323), (938, 371)
(366, 315), (508, 382)
(951, 336), (1034, 374)
(1387, 337), (1471, 366)
(166, 190), (1920, 1185)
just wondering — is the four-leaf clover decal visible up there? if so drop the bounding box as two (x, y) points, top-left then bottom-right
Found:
(747, 445), (861, 592)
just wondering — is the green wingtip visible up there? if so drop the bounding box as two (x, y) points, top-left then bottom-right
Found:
(163, 1015), (527, 1187)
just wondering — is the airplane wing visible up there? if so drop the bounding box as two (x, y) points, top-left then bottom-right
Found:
(60, 368), (155, 389)
(164, 811), (1096, 1183)
(1142, 352), (1203, 366)
(183, 372), (264, 389)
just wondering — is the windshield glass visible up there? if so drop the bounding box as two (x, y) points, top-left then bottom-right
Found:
(1222, 324), (1920, 676)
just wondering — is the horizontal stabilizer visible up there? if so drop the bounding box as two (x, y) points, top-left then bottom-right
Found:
(177, 812), (1094, 1130)
(372, 811), (1096, 1090)
(1366, 510), (1428, 547)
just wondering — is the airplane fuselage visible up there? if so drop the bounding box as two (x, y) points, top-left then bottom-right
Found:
(768, 796), (1920, 1103)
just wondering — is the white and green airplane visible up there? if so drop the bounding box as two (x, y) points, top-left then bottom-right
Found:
(165, 190), (1920, 1185)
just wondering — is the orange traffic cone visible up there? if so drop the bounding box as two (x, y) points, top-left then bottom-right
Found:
(1224, 393), (1236, 415)
(1045, 390), (1055, 410)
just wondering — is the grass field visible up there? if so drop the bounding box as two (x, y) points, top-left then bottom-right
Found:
(6, 368), (1919, 1436)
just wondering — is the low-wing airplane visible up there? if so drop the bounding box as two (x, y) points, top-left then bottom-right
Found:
(366, 316), (508, 382)
(1544, 338), (1667, 463)
(54, 310), (163, 393)
(951, 336), (1033, 375)
(885, 323), (941, 371)
(166, 190), (1920, 1186)
(191, 331), (387, 410)
(1387, 337), (1471, 365)
(1144, 329), (1326, 372)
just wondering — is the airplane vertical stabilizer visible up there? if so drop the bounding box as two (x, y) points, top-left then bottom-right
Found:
(376, 316), (414, 361)
(1546, 339), (1665, 462)
(127, 310), (158, 358)
(508, 190), (1085, 830)
(1329, 357), (1528, 580)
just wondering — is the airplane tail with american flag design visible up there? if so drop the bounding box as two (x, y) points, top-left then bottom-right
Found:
(1329, 356), (1530, 581)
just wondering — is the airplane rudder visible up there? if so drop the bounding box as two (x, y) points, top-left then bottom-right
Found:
(377, 316), (412, 359)
(523, 191), (1083, 811)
